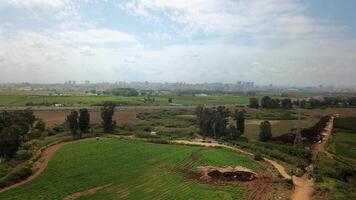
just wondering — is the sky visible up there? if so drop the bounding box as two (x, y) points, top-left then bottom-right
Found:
(0, 0), (355, 86)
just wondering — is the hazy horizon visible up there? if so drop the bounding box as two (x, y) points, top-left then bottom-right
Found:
(1, 0), (356, 86)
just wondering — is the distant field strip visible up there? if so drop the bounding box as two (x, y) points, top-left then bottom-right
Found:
(0, 95), (249, 106)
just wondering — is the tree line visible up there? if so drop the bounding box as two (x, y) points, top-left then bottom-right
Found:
(249, 96), (293, 109)
(250, 96), (356, 109)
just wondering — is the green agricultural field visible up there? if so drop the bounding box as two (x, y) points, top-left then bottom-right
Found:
(334, 117), (356, 131)
(329, 131), (356, 160)
(0, 139), (264, 200)
(0, 94), (249, 106)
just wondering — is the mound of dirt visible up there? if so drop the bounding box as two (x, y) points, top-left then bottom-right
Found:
(272, 115), (331, 144)
(197, 166), (258, 182)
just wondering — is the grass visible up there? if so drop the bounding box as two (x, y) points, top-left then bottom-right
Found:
(313, 153), (356, 200)
(329, 131), (356, 160)
(334, 117), (356, 131)
(0, 139), (263, 200)
(244, 117), (318, 141)
(0, 94), (249, 106)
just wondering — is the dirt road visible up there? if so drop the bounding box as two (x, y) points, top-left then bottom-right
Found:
(291, 116), (334, 200)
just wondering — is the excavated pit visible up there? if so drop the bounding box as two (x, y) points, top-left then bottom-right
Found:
(197, 166), (258, 182)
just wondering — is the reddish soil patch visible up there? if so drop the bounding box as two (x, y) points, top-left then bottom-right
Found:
(302, 108), (356, 118)
(34, 110), (139, 125)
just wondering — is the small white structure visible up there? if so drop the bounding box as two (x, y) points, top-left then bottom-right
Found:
(54, 104), (64, 107)
(196, 93), (208, 97)
(150, 131), (157, 136)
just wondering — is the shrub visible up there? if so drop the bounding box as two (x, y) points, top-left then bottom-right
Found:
(0, 166), (32, 188)
(136, 132), (159, 139)
(15, 150), (32, 161)
(147, 139), (170, 144)
(254, 153), (263, 161)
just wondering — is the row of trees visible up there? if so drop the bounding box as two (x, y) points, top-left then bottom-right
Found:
(196, 106), (273, 142)
(251, 96), (356, 109)
(295, 97), (356, 109)
(250, 96), (293, 109)
(196, 106), (245, 140)
(66, 103), (116, 138)
(0, 111), (46, 159)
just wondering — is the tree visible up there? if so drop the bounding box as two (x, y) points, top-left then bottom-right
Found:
(78, 108), (90, 138)
(101, 103), (116, 133)
(261, 96), (281, 108)
(234, 110), (245, 135)
(168, 97), (173, 103)
(196, 106), (229, 139)
(259, 121), (272, 141)
(0, 125), (22, 159)
(281, 98), (293, 109)
(34, 119), (46, 132)
(66, 110), (79, 138)
(249, 98), (259, 109)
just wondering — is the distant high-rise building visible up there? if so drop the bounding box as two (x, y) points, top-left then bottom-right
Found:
(85, 80), (90, 85)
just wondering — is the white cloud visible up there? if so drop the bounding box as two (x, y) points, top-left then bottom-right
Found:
(119, 0), (347, 38)
(0, 0), (65, 8)
(57, 29), (137, 44)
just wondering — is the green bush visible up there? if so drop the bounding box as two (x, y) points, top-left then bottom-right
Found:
(0, 166), (32, 188)
(147, 139), (170, 144)
(135, 132), (159, 139)
(15, 150), (32, 161)
(254, 153), (263, 161)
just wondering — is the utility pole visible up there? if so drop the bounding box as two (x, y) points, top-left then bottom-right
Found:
(294, 97), (303, 148)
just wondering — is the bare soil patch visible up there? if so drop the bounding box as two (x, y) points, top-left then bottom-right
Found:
(34, 110), (139, 125)
(197, 166), (258, 182)
(246, 120), (280, 125)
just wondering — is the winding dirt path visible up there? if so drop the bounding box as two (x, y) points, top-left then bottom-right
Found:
(0, 138), (100, 193)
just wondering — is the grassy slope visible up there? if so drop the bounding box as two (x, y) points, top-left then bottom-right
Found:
(0, 95), (249, 106)
(0, 139), (263, 200)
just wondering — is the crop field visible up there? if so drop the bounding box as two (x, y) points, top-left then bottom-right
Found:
(0, 94), (249, 106)
(0, 139), (265, 200)
(329, 117), (356, 160)
(334, 117), (356, 131)
(329, 131), (356, 160)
